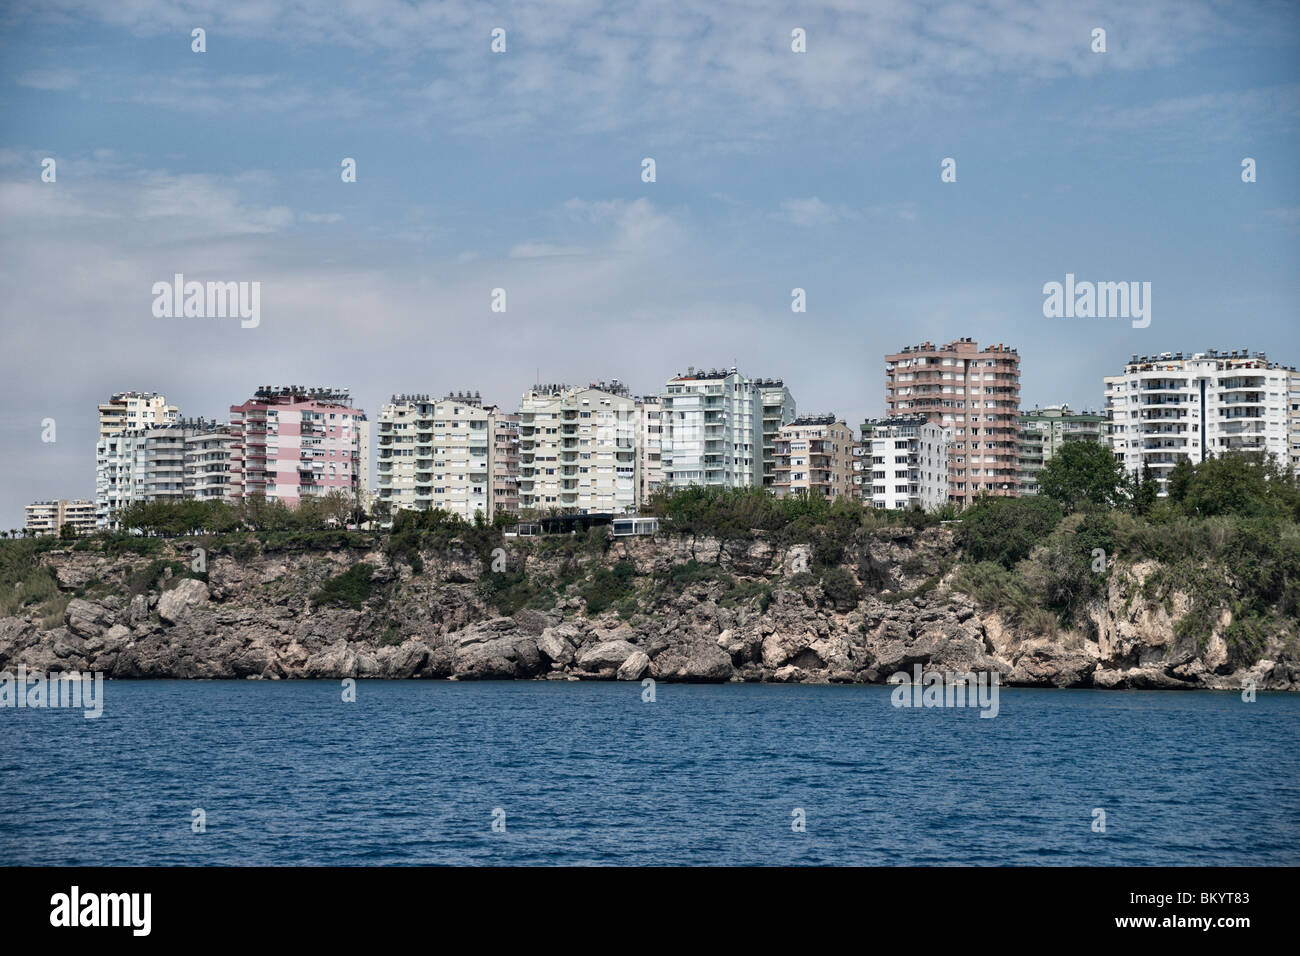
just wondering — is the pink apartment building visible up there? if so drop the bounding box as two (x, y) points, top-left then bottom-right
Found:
(228, 386), (370, 505)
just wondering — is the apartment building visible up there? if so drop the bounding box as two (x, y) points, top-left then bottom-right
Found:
(859, 417), (950, 511)
(1289, 369), (1300, 474)
(97, 391), (178, 440)
(885, 338), (1021, 506)
(636, 395), (664, 505)
(1105, 349), (1295, 494)
(1018, 404), (1107, 495)
(95, 419), (214, 527)
(518, 383), (637, 514)
(490, 408), (520, 516)
(771, 415), (856, 500)
(660, 367), (768, 489)
(759, 380), (797, 488)
(184, 424), (234, 500)
(228, 386), (369, 507)
(24, 499), (96, 537)
(374, 392), (494, 520)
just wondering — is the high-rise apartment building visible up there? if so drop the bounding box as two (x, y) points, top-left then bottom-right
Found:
(859, 417), (950, 511)
(95, 419), (215, 527)
(374, 392), (494, 520)
(660, 367), (770, 489)
(1288, 369), (1300, 474)
(489, 408), (520, 517)
(885, 338), (1020, 506)
(636, 395), (664, 505)
(1018, 404), (1107, 495)
(759, 380), (797, 487)
(184, 424), (234, 501)
(228, 386), (368, 506)
(518, 383), (637, 514)
(771, 416), (856, 500)
(97, 391), (178, 440)
(1105, 350), (1295, 494)
(24, 499), (96, 536)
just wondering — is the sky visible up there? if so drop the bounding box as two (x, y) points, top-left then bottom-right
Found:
(0, 0), (1298, 528)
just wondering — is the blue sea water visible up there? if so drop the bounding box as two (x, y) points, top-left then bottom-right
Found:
(1, 681), (1297, 866)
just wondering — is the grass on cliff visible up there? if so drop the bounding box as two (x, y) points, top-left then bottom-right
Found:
(0, 539), (67, 624)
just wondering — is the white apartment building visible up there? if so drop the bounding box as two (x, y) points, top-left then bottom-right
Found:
(184, 424), (234, 500)
(760, 380), (797, 487)
(636, 395), (664, 505)
(375, 392), (494, 520)
(859, 417), (950, 511)
(1105, 350), (1295, 494)
(660, 367), (768, 489)
(95, 419), (213, 527)
(97, 391), (178, 440)
(518, 383), (638, 514)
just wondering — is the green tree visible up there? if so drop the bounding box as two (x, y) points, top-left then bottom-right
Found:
(1037, 440), (1125, 511)
(954, 495), (1063, 569)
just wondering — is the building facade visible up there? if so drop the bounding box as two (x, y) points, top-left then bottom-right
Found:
(490, 408), (520, 517)
(759, 380), (797, 488)
(95, 419), (215, 527)
(97, 391), (178, 440)
(771, 416), (856, 500)
(660, 367), (767, 489)
(1105, 350), (1295, 494)
(1017, 404), (1107, 495)
(518, 384), (638, 514)
(885, 339), (1020, 506)
(184, 424), (234, 500)
(24, 499), (96, 536)
(859, 417), (950, 511)
(228, 386), (368, 507)
(636, 395), (664, 506)
(375, 392), (494, 520)
(1289, 369), (1300, 474)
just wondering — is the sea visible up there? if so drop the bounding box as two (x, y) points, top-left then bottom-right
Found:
(2, 680), (1297, 865)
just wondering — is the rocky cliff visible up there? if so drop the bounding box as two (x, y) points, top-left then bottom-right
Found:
(1, 528), (1295, 690)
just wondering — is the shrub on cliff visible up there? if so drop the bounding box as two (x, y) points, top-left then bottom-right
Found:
(581, 561), (637, 615)
(953, 496), (1063, 569)
(819, 566), (860, 611)
(312, 563), (375, 609)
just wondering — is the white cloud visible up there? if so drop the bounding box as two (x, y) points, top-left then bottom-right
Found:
(775, 197), (853, 227)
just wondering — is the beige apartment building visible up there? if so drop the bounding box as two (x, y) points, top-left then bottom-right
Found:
(771, 416), (856, 500)
(98, 391), (178, 440)
(518, 383), (638, 514)
(885, 338), (1021, 506)
(636, 395), (664, 505)
(375, 392), (494, 520)
(24, 499), (96, 536)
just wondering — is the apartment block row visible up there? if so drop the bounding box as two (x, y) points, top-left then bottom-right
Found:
(20, 341), (1300, 535)
(91, 386), (371, 529)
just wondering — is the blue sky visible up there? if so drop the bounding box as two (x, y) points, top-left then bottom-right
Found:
(1, 0), (1298, 526)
